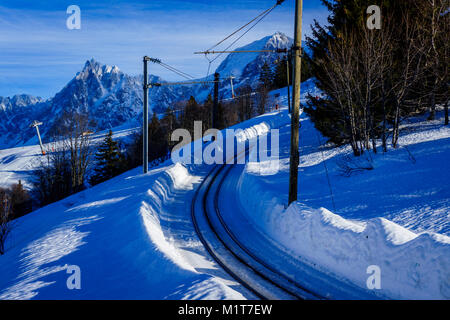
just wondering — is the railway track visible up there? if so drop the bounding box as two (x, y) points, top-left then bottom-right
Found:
(191, 147), (325, 300)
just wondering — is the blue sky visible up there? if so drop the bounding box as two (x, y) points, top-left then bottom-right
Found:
(0, 0), (329, 98)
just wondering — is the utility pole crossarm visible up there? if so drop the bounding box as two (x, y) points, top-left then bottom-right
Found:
(147, 80), (219, 88)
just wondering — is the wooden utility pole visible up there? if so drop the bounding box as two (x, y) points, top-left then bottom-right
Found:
(213, 72), (220, 128)
(288, 0), (303, 205)
(143, 56), (150, 173)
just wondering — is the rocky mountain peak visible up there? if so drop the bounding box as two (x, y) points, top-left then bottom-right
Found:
(77, 59), (121, 81)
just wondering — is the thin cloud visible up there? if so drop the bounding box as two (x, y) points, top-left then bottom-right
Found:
(0, 1), (328, 98)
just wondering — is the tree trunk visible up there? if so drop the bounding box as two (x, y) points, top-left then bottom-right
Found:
(445, 99), (449, 125)
(381, 80), (387, 153)
(392, 101), (400, 149)
(428, 91), (436, 121)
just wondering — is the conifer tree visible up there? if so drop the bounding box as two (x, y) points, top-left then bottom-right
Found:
(273, 55), (312, 90)
(10, 180), (32, 218)
(148, 112), (168, 161)
(259, 62), (274, 90)
(90, 130), (125, 185)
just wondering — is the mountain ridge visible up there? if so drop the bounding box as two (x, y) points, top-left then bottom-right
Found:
(0, 32), (298, 149)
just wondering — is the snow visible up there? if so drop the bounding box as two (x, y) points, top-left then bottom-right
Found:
(235, 105), (450, 299)
(271, 204), (450, 300)
(0, 80), (448, 300)
(166, 163), (201, 191)
(0, 162), (249, 299)
(0, 126), (138, 189)
(215, 37), (268, 78)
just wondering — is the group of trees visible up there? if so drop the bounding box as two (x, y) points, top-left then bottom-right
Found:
(305, 0), (449, 156)
(0, 181), (31, 255)
(127, 95), (222, 169)
(33, 113), (94, 205)
(272, 54), (313, 91)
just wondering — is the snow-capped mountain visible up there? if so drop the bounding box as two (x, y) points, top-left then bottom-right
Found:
(0, 95), (48, 148)
(0, 32), (296, 149)
(0, 60), (198, 148)
(47, 59), (196, 129)
(217, 32), (292, 84)
(199, 32), (294, 99)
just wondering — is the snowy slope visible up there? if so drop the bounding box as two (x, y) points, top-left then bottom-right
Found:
(216, 32), (291, 79)
(209, 32), (298, 98)
(0, 103), (298, 300)
(1, 82), (448, 300)
(0, 126), (138, 190)
(0, 163), (250, 299)
(235, 105), (450, 299)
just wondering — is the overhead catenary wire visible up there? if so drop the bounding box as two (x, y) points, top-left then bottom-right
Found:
(147, 74), (247, 88)
(148, 80), (219, 87)
(147, 57), (195, 80)
(201, 0), (285, 78)
(206, 1), (282, 53)
(207, 6), (277, 65)
(158, 61), (195, 80)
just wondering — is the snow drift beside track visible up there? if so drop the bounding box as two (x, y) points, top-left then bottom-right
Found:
(237, 162), (450, 300)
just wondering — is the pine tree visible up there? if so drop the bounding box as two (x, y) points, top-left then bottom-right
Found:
(182, 96), (199, 134)
(148, 113), (168, 161)
(203, 94), (214, 130)
(259, 62), (274, 89)
(273, 57), (290, 89)
(273, 55), (312, 90)
(90, 130), (125, 185)
(161, 107), (179, 150)
(10, 180), (32, 218)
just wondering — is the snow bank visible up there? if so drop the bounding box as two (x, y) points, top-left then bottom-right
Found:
(0, 161), (245, 299)
(237, 167), (450, 300)
(166, 163), (201, 190)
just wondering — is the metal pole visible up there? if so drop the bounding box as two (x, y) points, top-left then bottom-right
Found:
(213, 72), (220, 128)
(35, 125), (45, 155)
(230, 76), (235, 99)
(143, 56), (149, 174)
(289, 0), (303, 205)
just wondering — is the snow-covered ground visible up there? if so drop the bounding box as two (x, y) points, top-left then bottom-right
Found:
(0, 126), (137, 190)
(0, 83), (448, 300)
(0, 108), (291, 300)
(236, 107), (450, 299)
(0, 161), (252, 299)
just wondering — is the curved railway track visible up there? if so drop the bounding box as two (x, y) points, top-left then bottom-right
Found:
(191, 147), (325, 300)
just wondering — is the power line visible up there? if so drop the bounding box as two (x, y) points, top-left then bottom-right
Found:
(207, 6), (277, 65)
(200, 0), (285, 77)
(159, 61), (195, 80)
(206, 1), (281, 52)
(195, 49), (288, 55)
(148, 80), (218, 87)
(147, 57), (195, 80)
